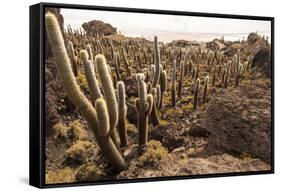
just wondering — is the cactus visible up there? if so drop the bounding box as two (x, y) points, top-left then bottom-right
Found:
(80, 50), (102, 103)
(113, 52), (121, 80)
(109, 40), (114, 59)
(235, 64), (243, 87)
(212, 65), (217, 86)
(135, 74), (153, 151)
(150, 86), (161, 126)
(95, 98), (110, 137)
(86, 44), (94, 63)
(193, 78), (200, 110)
(171, 60), (177, 107)
(159, 70), (167, 108)
(178, 61), (184, 98)
(121, 47), (131, 76)
(224, 61), (231, 88)
(221, 67), (226, 86)
(97, 40), (104, 55)
(156, 85), (161, 108)
(95, 54), (120, 147)
(117, 81), (128, 147)
(45, 12), (126, 172)
(147, 81), (152, 94)
(152, 36), (161, 89)
(66, 41), (79, 77)
(203, 76), (209, 104)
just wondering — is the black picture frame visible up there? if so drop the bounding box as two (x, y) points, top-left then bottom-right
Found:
(30, 2), (275, 189)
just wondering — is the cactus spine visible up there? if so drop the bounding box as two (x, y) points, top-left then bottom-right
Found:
(45, 12), (127, 171)
(203, 76), (209, 104)
(117, 81), (128, 147)
(193, 78), (200, 110)
(135, 74), (153, 151)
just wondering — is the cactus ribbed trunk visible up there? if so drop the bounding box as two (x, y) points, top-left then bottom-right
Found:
(135, 74), (153, 151)
(193, 78), (200, 110)
(171, 60), (177, 107)
(152, 36), (161, 89)
(117, 81), (128, 147)
(95, 55), (120, 148)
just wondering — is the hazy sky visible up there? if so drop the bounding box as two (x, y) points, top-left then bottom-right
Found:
(61, 8), (271, 42)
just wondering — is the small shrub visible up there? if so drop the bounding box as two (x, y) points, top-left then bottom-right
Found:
(75, 163), (103, 181)
(67, 120), (88, 140)
(53, 122), (69, 140)
(139, 140), (168, 165)
(64, 140), (95, 166)
(46, 167), (75, 184)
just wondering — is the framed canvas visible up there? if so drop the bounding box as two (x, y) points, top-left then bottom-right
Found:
(29, 2), (274, 188)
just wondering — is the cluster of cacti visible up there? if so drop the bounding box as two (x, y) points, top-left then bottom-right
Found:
(135, 74), (153, 151)
(46, 11), (260, 178)
(45, 12), (127, 171)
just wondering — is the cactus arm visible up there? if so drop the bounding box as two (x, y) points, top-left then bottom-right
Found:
(152, 36), (161, 89)
(117, 81), (128, 147)
(80, 50), (102, 103)
(95, 98), (110, 137)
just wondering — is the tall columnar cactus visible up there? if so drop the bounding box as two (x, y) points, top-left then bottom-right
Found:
(80, 50), (102, 103)
(97, 40), (104, 55)
(203, 76), (209, 104)
(171, 60), (177, 107)
(221, 67), (226, 86)
(188, 57), (193, 73)
(151, 65), (155, 81)
(110, 40), (114, 59)
(86, 44), (94, 63)
(117, 81), (128, 147)
(193, 78), (200, 110)
(113, 52), (121, 80)
(159, 70), (167, 108)
(178, 61), (184, 98)
(45, 12), (127, 171)
(122, 47), (131, 76)
(66, 41), (79, 77)
(224, 61), (231, 88)
(212, 65), (217, 86)
(150, 87), (161, 126)
(183, 54), (189, 76)
(235, 64), (243, 87)
(156, 85), (161, 108)
(135, 74), (153, 151)
(95, 54), (120, 147)
(152, 36), (161, 89)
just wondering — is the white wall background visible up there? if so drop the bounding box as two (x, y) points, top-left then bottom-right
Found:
(0, 0), (278, 190)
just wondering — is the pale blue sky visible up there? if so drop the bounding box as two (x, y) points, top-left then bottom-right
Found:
(61, 8), (271, 42)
